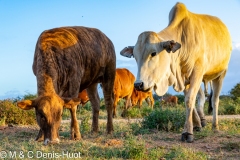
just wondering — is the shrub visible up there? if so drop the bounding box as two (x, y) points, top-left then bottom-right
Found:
(218, 98), (240, 115)
(80, 115), (91, 135)
(175, 94), (185, 104)
(122, 106), (152, 118)
(142, 108), (185, 132)
(0, 99), (36, 125)
(23, 93), (37, 100)
(230, 82), (240, 100)
(123, 107), (142, 118)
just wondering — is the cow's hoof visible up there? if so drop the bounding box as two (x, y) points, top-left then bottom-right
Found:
(73, 136), (81, 141)
(181, 132), (194, 143)
(107, 128), (114, 135)
(35, 136), (44, 142)
(72, 135), (82, 141)
(70, 133), (81, 140)
(201, 119), (207, 127)
(193, 126), (202, 132)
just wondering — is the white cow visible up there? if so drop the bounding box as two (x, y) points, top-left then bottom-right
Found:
(120, 2), (232, 142)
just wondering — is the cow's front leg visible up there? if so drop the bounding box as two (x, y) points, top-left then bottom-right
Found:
(35, 129), (44, 142)
(182, 75), (202, 143)
(69, 105), (81, 140)
(181, 94), (195, 143)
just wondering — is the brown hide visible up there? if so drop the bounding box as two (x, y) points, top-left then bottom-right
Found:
(113, 68), (135, 117)
(131, 88), (154, 109)
(78, 89), (89, 106)
(17, 26), (116, 145)
(162, 96), (178, 106)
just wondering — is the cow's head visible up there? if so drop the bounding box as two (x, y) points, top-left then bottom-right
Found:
(120, 31), (181, 96)
(17, 94), (80, 145)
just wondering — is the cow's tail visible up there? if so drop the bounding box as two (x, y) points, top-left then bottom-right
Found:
(208, 89), (213, 114)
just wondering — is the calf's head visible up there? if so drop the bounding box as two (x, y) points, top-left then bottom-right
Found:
(17, 94), (80, 145)
(121, 31), (181, 96)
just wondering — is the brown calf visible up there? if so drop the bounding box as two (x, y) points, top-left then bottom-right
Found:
(161, 96), (178, 106)
(131, 88), (154, 109)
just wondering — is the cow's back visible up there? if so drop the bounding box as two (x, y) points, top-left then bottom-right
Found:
(33, 26), (116, 96)
(160, 2), (232, 91)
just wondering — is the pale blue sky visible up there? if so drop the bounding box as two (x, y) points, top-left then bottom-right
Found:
(0, 0), (240, 99)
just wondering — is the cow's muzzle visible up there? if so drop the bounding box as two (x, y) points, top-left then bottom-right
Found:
(134, 82), (144, 91)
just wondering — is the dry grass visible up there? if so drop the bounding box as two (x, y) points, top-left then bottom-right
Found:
(1, 117), (240, 159)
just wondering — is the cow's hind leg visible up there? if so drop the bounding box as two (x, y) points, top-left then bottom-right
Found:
(87, 83), (100, 134)
(211, 71), (226, 131)
(196, 87), (207, 128)
(101, 65), (115, 134)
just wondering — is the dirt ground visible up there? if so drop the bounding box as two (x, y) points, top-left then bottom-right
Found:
(1, 115), (240, 159)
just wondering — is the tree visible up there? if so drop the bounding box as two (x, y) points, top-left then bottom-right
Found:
(230, 82), (240, 100)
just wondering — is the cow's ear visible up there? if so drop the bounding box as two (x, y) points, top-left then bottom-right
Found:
(120, 46), (134, 58)
(17, 100), (35, 110)
(63, 98), (81, 109)
(161, 40), (181, 53)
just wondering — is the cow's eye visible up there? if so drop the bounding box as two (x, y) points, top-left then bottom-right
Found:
(151, 52), (156, 57)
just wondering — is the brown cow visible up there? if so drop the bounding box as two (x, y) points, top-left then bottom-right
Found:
(113, 68), (135, 117)
(17, 26), (116, 145)
(78, 89), (89, 107)
(131, 88), (154, 109)
(161, 96), (178, 106)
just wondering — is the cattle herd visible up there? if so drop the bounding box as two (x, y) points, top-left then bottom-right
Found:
(16, 2), (232, 144)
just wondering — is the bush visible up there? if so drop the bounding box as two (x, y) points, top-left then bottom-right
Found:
(0, 99), (36, 125)
(122, 107), (142, 118)
(142, 108), (185, 132)
(23, 93), (37, 100)
(230, 82), (240, 100)
(80, 115), (91, 135)
(122, 106), (152, 118)
(218, 98), (240, 115)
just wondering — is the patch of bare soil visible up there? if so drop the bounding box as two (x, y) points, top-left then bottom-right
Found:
(144, 130), (240, 159)
(0, 124), (39, 135)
